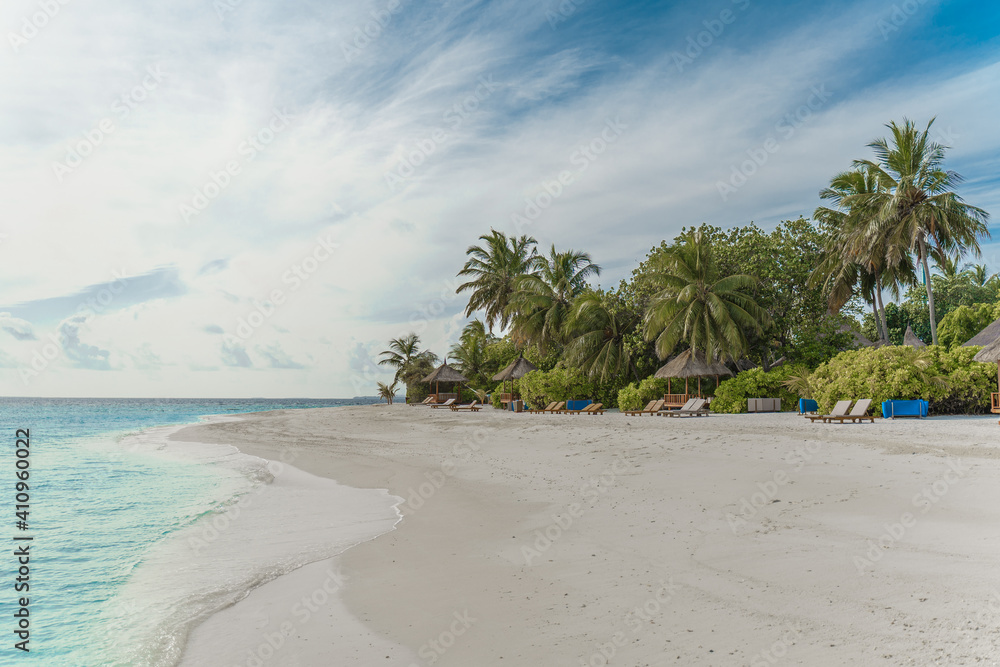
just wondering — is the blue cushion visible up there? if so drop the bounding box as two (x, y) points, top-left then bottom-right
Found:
(566, 400), (592, 411)
(799, 399), (818, 414)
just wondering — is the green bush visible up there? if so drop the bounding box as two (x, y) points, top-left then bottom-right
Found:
(519, 365), (594, 410)
(617, 377), (672, 411)
(490, 384), (504, 410)
(809, 345), (995, 416)
(711, 365), (805, 413)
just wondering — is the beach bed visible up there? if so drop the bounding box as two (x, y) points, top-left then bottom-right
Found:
(450, 401), (482, 412)
(527, 401), (557, 414)
(662, 398), (710, 417)
(807, 400), (851, 423)
(822, 399), (874, 423)
(566, 402), (604, 415)
(623, 399), (664, 416)
(430, 398), (457, 409)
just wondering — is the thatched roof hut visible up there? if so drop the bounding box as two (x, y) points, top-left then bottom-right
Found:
(903, 325), (926, 348)
(837, 323), (878, 348)
(421, 363), (468, 384)
(654, 348), (731, 379)
(964, 318), (1000, 347)
(492, 356), (538, 381)
(422, 363), (468, 399)
(654, 348), (732, 395)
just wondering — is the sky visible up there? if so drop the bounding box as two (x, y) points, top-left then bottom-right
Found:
(1, 0), (999, 398)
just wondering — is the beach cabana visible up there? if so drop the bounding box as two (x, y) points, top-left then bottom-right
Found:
(491, 355), (538, 408)
(654, 349), (732, 408)
(973, 337), (1000, 422)
(903, 325), (926, 348)
(421, 363), (468, 404)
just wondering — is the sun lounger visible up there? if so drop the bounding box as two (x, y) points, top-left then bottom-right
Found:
(430, 398), (457, 409)
(546, 401), (567, 413)
(527, 401), (557, 414)
(663, 398), (710, 417)
(450, 401), (481, 412)
(623, 399), (664, 416)
(657, 398), (698, 415)
(566, 402), (603, 415)
(807, 400), (851, 423)
(415, 396), (434, 405)
(822, 399), (874, 423)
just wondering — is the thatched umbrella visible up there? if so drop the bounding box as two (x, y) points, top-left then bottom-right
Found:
(421, 362), (468, 400)
(653, 348), (732, 396)
(903, 325), (926, 348)
(492, 355), (538, 404)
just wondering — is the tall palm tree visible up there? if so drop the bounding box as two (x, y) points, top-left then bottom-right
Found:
(564, 290), (640, 382)
(507, 245), (601, 351)
(812, 167), (916, 344)
(449, 320), (494, 386)
(643, 229), (770, 361)
(377, 333), (427, 381)
(851, 118), (990, 344)
(378, 334), (438, 402)
(456, 230), (538, 333)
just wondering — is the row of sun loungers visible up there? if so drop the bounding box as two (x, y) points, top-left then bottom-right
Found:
(807, 399), (874, 423)
(526, 401), (605, 415)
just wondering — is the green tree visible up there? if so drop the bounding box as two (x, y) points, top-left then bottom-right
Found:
(851, 118), (990, 344)
(812, 167), (917, 344)
(456, 230), (538, 333)
(377, 334), (439, 403)
(376, 379), (399, 404)
(563, 289), (641, 383)
(937, 303), (1000, 349)
(507, 245), (601, 351)
(449, 320), (496, 388)
(643, 229), (770, 362)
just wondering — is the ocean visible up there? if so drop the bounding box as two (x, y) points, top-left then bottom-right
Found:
(0, 397), (401, 666)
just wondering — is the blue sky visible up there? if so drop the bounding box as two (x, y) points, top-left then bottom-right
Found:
(0, 0), (998, 397)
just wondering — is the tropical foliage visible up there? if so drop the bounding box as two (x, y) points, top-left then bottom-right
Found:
(374, 119), (990, 412)
(642, 228), (770, 362)
(808, 345), (993, 416)
(710, 366), (805, 414)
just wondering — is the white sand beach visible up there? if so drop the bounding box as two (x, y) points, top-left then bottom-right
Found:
(173, 406), (1000, 666)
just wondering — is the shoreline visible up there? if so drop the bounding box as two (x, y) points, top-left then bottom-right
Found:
(172, 405), (1000, 665)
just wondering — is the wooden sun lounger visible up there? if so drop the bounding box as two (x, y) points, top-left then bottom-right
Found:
(546, 401), (567, 413)
(430, 398), (457, 409)
(623, 399), (664, 416)
(822, 399), (874, 423)
(565, 402), (604, 415)
(415, 396), (434, 405)
(657, 398), (698, 415)
(662, 398), (710, 417)
(527, 401), (557, 414)
(623, 400), (656, 416)
(450, 401), (481, 412)
(807, 400), (851, 423)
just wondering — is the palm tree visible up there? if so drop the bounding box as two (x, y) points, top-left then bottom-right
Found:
(376, 379), (399, 404)
(643, 229), (770, 362)
(564, 290), (640, 382)
(456, 230), (538, 333)
(378, 334), (438, 402)
(378, 333), (431, 381)
(449, 320), (494, 386)
(812, 167), (916, 344)
(507, 245), (601, 351)
(851, 118), (990, 344)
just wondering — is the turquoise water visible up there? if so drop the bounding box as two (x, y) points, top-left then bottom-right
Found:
(0, 397), (382, 666)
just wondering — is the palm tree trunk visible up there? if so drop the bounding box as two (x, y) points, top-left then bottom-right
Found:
(874, 275), (889, 344)
(918, 237), (939, 345)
